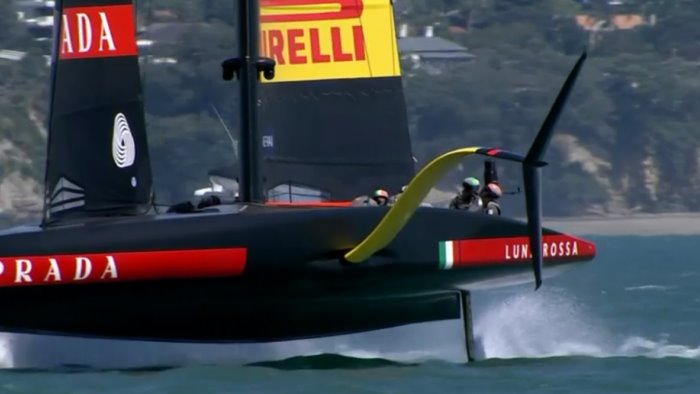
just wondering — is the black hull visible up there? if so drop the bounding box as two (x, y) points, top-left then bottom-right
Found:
(0, 205), (594, 341)
(0, 281), (461, 342)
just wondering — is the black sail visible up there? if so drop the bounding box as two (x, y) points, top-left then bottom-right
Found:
(43, 0), (152, 223)
(257, 0), (415, 201)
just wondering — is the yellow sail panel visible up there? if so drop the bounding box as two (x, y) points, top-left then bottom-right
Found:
(260, 0), (401, 82)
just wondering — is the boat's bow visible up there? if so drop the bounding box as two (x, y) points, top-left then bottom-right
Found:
(343, 50), (590, 290)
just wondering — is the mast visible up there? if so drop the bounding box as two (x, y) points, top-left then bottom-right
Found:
(42, 0), (63, 224)
(237, 0), (263, 203)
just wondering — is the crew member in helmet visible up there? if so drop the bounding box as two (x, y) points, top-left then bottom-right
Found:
(372, 188), (390, 206)
(449, 177), (483, 211)
(480, 182), (503, 216)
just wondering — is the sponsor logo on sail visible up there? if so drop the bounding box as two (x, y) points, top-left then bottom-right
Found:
(260, 0), (399, 82)
(48, 176), (85, 215)
(60, 4), (138, 60)
(112, 113), (136, 168)
(261, 0), (365, 65)
(261, 0), (363, 23)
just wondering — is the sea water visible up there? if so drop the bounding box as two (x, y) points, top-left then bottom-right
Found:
(0, 235), (698, 393)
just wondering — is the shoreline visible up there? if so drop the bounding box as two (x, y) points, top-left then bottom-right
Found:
(542, 212), (700, 236)
(426, 189), (699, 236)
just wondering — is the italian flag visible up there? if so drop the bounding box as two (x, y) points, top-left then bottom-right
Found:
(438, 241), (454, 270)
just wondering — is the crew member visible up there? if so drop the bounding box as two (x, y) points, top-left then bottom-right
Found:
(449, 177), (482, 211)
(372, 189), (390, 206)
(480, 182), (503, 216)
(351, 195), (377, 206)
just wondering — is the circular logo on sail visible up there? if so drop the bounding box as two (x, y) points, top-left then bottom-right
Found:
(112, 113), (136, 168)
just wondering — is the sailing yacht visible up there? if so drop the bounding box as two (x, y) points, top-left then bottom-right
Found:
(0, 0), (594, 368)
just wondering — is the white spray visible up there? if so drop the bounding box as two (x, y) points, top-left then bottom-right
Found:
(472, 287), (700, 360)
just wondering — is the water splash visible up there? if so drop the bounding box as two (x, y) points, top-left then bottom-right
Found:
(624, 285), (676, 292)
(617, 336), (700, 359)
(473, 288), (700, 361)
(0, 334), (14, 368)
(473, 288), (609, 359)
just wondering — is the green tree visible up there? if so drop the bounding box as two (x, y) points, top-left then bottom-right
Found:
(0, 1), (20, 45)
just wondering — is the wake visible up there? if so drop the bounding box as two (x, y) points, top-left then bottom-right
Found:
(473, 288), (700, 360)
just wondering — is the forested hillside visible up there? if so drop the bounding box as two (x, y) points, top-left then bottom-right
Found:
(1, 0), (699, 226)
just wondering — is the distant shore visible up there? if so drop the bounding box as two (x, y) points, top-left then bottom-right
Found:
(542, 212), (700, 236)
(425, 190), (700, 236)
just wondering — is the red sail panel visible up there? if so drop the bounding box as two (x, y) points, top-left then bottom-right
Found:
(59, 4), (138, 60)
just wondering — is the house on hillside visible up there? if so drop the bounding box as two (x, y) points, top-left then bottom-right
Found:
(575, 13), (655, 48)
(397, 25), (475, 76)
(0, 49), (27, 63)
(575, 13), (655, 31)
(136, 22), (218, 65)
(14, 0), (54, 40)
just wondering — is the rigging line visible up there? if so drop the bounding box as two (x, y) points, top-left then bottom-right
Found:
(140, 0), (160, 212)
(210, 103), (238, 160)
